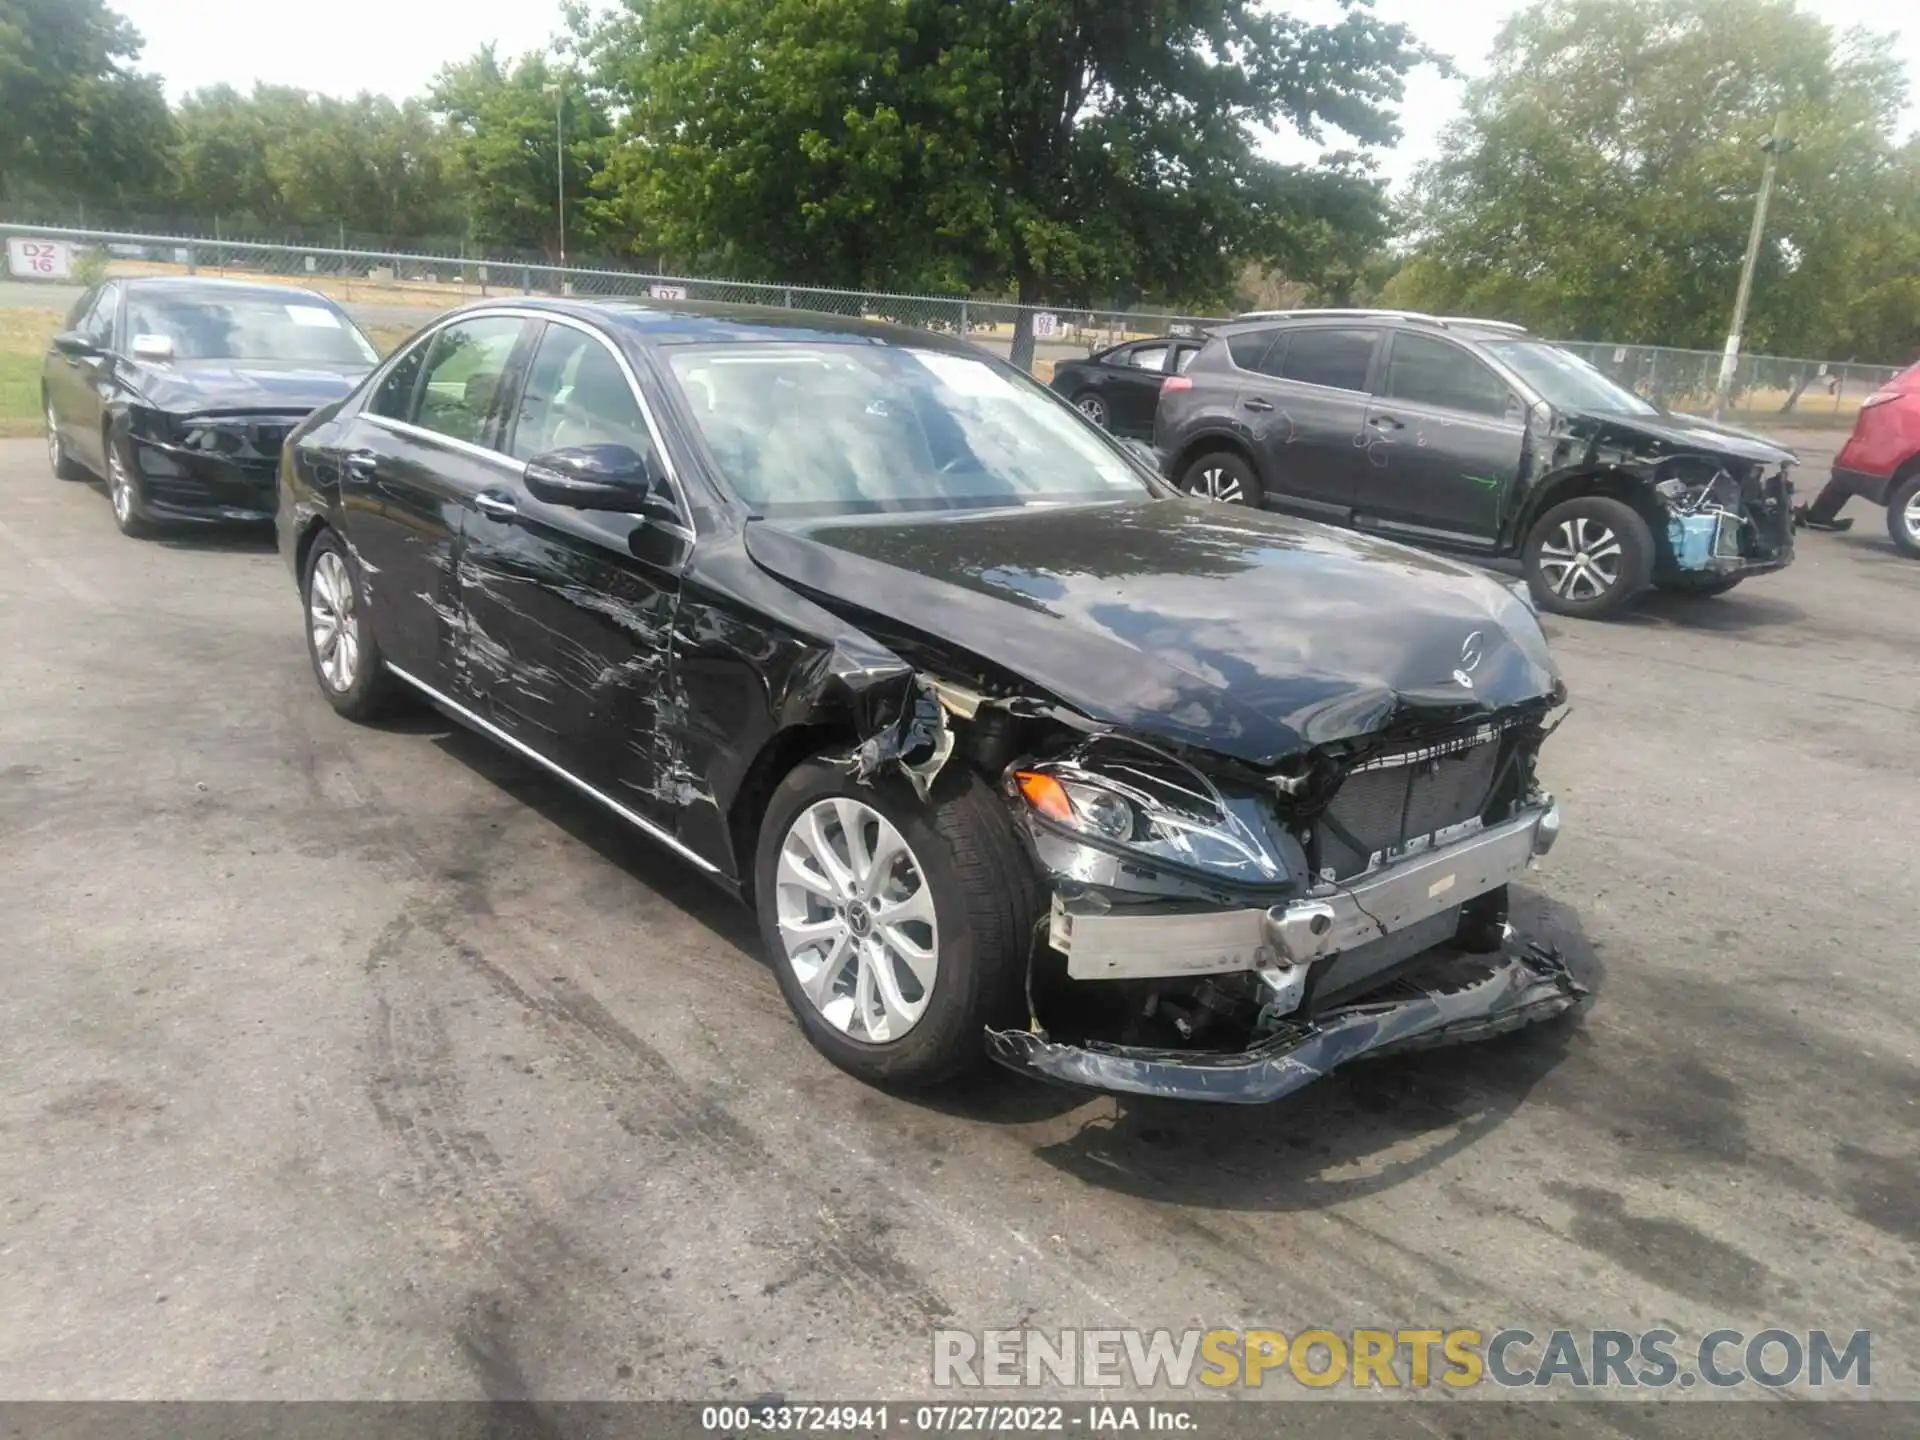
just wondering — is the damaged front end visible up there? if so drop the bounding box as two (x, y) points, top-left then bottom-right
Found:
(1649, 456), (1796, 581)
(972, 710), (1583, 1103)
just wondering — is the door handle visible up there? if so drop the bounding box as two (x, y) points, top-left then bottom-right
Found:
(343, 449), (379, 480)
(474, 492), (519, 523)
(1367, 414), (1404, 431)
(1242, 397), (1275, 412)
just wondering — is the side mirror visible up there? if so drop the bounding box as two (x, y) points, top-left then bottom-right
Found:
(131, 333), (175, 362)
(51, 332), (99, 359)
(524, 444), (677, 518)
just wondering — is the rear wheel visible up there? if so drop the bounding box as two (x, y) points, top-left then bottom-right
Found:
(1887, 473), (1920, 559)
(754, 759), (1040, 1089)
(303, 529), (407, 721)
(46, 398), (83, 480)
(1072, 391), (1110, 430)
(1181, 450), (1263, 507)
(1523, 495), (1653, 619)
(1654, 573), (1744, 598)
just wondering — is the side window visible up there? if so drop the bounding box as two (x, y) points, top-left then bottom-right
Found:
(65, 288), (98, 329)
(1226, 329), (1279, 373)
(1173, 345), (1199, 374)
(508, 324), (655, 462)
(79, 285), (119, 346)
(1126, 344), (1170, 371)
(1383, 333), (1514, 418)
(412, 317), (526, 448)
(1278, 328), (1376, 392)
(367, 335), (431, 420)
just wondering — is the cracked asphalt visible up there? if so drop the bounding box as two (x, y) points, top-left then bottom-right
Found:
(1, 432), (1916, 1430)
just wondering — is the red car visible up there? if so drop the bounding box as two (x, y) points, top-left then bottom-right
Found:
(1821, 363), (1920, 557)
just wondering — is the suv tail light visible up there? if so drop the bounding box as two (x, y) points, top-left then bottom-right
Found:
(1161, 375), (1193, 395)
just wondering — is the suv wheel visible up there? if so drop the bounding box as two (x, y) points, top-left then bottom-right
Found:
(1524, 496), (1653, 619)
(1887, 473), (1920, 559)
(753, 760), (1040, 1089)
(1181, 451), (1263, 507)
(1072, 392), (1110, 429)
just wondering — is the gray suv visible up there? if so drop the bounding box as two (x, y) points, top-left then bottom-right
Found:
(1152, 310), (1797, 618)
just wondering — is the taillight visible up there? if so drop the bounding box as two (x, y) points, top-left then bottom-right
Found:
(1161, 375), (1193, 394)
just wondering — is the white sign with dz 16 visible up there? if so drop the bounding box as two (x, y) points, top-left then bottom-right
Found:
(7, 238), (73, 280)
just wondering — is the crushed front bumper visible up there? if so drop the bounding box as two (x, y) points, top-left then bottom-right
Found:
(985, 938), (1586, 1104)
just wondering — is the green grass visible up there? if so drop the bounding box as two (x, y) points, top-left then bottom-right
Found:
(0, 309), (62, 437)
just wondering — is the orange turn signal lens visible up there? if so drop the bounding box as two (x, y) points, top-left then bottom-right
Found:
(1015, 770), (1074, 823)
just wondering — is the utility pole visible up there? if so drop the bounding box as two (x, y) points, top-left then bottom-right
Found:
(555, 80), (567, 277)
(1714, 113), (1794, 420)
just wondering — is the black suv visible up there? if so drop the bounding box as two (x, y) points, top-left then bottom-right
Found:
(1153, 311), (1797, 618)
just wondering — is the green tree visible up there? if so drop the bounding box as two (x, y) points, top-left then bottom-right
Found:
(1386, 0), (1918, 363)
(431, 47), (613, 259)
(0, 0), (172, 205)
(588, 0), (1429, 358)
(172, 85), (461, 244)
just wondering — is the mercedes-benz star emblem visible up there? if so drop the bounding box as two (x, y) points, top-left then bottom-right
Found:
(1452, 629), (1485, 689)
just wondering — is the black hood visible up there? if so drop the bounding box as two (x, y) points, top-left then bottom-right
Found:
(1566, 407), (1797, 467)
(131, 358), (370, 415)
(744, 499), (1562, 767)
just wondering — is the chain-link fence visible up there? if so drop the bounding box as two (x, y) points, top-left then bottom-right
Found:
(3, 220), (1901, 418)
(0, 221), (1214, 382)
(1554, 342), (1902, 426)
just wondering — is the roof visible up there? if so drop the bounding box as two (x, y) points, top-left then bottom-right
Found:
(119, 275), (344, 305)
(447, 294), (985, 356)
(1228, 308), (1531, 338)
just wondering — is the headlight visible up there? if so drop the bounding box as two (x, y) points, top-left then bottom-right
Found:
(1013, 739), (1288, 884)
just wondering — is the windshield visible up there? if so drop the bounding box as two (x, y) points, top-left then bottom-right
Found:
(664, 344), (1156, 515)
(125, 294), (379, 367)
(1481, 340), (1658, 415)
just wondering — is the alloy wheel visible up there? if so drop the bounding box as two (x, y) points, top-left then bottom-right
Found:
(108, 448), (136, 526)
(309, 550), (361, 693)
(1075, 395), (1109, 429)
(1904, 490), (1920, 545)
(1191, 464), (1246, 504)
(45, 404), (61, 473)
(775, 797), (939, 1043)
(1536, 516), (1623, 601)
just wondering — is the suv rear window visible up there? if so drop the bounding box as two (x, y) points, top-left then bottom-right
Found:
(1277, 328), (1375, 391)
(1227, 331), (1279, 373)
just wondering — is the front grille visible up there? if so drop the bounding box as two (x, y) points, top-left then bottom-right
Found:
(1316, 729), (1503, 881)
(181, 416), (301, 464)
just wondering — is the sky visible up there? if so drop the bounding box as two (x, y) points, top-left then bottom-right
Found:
(115, 0), (1919, 195)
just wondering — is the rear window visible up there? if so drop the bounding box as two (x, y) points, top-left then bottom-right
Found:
(1226, 331), (1278, 372)
(1277, 328), (1376, 392)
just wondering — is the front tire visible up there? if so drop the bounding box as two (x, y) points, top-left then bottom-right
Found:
(46, 398), (84, 481)
(1524, 495), (1654, 619)
(1654, 573), (1744, 598)
(754, 759), (1040, 1089)
(1181, 450), (1264, 507)
(105, 432), (154, 538)
(303, 529), (406, 721)
(1887, 473), (1920, 559)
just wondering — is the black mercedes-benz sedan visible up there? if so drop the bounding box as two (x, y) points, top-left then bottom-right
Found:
(279, 297), (1581, 1104)
(43, 276), (378, 536)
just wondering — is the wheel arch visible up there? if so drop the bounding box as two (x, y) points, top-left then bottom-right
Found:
(1168, 429), (1260, 484)
(1513, 466), (1667, 553)
(727, 720), (864, 903)
(292, 513), (336, 584)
